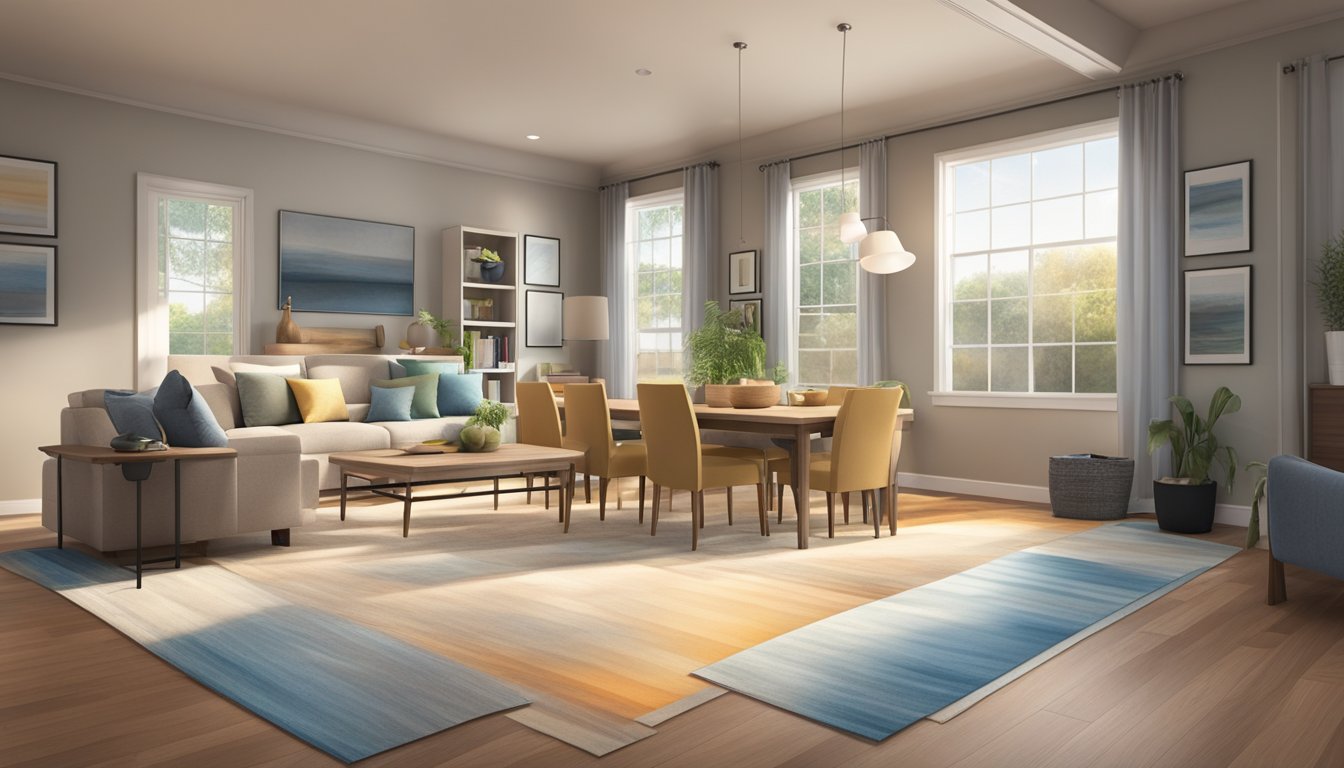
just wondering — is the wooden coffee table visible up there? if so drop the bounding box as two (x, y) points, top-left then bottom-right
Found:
(329, 444), (584, 537)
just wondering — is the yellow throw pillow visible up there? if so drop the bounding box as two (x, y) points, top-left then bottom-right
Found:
(286, 378), (349, 423)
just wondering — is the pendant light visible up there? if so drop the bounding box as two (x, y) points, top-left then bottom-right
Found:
(836, 23), (866, 245)
(859, 226), (917, 274)
(735, 40), (748, 245)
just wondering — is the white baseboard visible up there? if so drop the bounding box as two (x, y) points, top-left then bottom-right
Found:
(897, 473), (1051, 504)
(0, 498), (40, 516)
(899, 474), (1254, 530)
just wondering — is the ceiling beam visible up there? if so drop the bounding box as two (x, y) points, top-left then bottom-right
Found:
(937, 0), (1137, 78)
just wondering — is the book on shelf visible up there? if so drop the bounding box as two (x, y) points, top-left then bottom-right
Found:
(486, 379), (501, 401)
(474, 335), (498, 369)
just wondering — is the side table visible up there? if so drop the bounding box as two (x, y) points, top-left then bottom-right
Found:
(38, 444), (236, 588)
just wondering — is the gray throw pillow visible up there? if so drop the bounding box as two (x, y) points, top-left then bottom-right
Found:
(104, 390), (164, 442)
(235, 372), (302, 427)
(153, 370), (228, 447)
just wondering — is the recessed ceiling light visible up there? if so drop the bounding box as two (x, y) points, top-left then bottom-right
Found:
(635, 68), (652, 76)
(526, 134), (541, 141)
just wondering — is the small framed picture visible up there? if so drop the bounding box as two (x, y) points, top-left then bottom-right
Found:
(1185, 161), (1251, 256)
(0, 242), (57, 326)
(729, 298), (762, 338)
(524, 235), (560, 287)
(526, 289), (563, 347)
(1184, 265), (1251, 365)
(728, 249), (759, 295)
(0, 154), (57, 238)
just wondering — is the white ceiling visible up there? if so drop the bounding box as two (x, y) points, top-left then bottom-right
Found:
(0, 0), (1339, 186)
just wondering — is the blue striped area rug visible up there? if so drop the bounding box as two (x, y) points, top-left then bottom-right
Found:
(0, 548), (529, 763)
(694, 521), (1239, 741)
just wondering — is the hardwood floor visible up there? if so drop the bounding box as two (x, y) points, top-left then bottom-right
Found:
(3, 488), (1343, 767)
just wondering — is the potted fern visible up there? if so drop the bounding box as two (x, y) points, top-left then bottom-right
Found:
(684, 302), (785, 407)
(1317, 231), (1344, 384)
(1147, 386), (1241, 533)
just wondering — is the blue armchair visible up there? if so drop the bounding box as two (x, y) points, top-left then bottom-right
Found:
(1266, 455), (1344, 604)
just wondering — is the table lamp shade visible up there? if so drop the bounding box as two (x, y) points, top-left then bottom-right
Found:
(563, 296), (609, 340)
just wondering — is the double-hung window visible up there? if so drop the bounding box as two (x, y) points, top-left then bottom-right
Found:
(935, 120), (1119, 408)
(792, 171), (859, 388)
(626, 191), (685, 381)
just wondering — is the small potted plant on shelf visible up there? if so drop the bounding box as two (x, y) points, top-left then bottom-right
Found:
(1316, 231), (1344, 384)
(472, 247), (505, 284)
(684, 301), (785, 408)
(1147, 386), (1241, 534)
(415, 309), (473, 370)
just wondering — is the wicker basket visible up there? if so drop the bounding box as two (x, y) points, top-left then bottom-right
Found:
(729, 383), (782, 409)
(704, 384), (734, 408)
(1048, 454), (1134, 520)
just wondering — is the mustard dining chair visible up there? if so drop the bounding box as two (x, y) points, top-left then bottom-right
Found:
(564, 383), (647, 526)
(515, 381), (583, 514)
(636, 383), (768, 550)
(771, 385), (853, 522)
(810, 387), (903, 538)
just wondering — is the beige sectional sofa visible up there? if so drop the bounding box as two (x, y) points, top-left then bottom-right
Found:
(42, 352), (511, 552)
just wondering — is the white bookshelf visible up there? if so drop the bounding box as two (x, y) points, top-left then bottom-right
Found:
(442, 225), (518, 403)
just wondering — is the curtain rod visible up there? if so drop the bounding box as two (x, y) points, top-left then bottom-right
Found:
(1282, 53), (1344, 74)
(758, 72), (1183, 171)
(599, 160), (719, 191)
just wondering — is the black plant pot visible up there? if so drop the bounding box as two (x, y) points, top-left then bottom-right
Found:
(1152, 480), (1217, 533)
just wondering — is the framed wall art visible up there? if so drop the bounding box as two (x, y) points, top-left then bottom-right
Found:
(0, 154), (57, 238)
(0, 242), (57, 326)
(1184, 161), (1251, 256)
(524, 234), (560, 287)
(1184, 265), (1251, 365)
(728, 249), (759, 295)
(729, 298), (762, 338)
(526, 289), (563, 347)
(278, 210), (414, 315)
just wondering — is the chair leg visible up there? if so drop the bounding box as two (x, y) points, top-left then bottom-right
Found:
(826, 492), (835, 539)
(638, 476), (647, 524)
(869, 490), (880, 539)
(691, 491), (701, 551)
(776, 482), (784, 523)
(557, 473), (564, 522)
(650, 483), (662, 537)
(766, 475), (774, 512)
(889, 484), (898, 535)
(756, 483), (768, 536)
(616, 476), (623, 510)
(526, 474), (533, 505)
(843, 492), (850, 524)
(493, 478), (499, 511)
(599, 476), (609, 521)
(699, 490), (706, 528)
(584, 474), (592, 503)
(545, 480), (550, 510)
(1268, 554), (1287, 605)
(726, 487), (734, 526)
(862, 492), (870, 524)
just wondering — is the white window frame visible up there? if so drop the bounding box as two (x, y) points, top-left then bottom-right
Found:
(932, 119), (1119, 411)
(136, 173), (254, 389)
(791, 168), (860, 389)
(625, 188), (685, 382)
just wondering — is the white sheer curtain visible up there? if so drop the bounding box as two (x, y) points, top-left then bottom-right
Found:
(858, 139), (887, 384)
(763, 162), (794, 382)
(599, 182), (633, 398)
(683, 163), (718, 336)
(1117, 76), (1181, 502)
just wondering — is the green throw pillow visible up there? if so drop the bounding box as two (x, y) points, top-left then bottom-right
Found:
(235, 372), (302, 427)
(372, 374), (440, 419)
(396, 358), (462, 377)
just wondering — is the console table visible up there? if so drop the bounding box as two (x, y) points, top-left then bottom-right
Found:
(39, 444), (236, 588)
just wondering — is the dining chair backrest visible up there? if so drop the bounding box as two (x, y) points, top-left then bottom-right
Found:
(565, 383), (617, 475)
(825, 385), (854, 405)
(831, 387), (902, 492)
(636, 383), (702, 491)
(515, 381), (563, 448)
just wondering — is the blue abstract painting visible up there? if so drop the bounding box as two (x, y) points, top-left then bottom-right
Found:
(1185, 161), (1251, 256)
(0, 243), (56, 325)
(1185, 266), (1251, 363)
(279, 210), (414, 315)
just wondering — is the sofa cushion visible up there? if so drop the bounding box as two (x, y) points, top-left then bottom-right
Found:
(235, 372), (302, 427)
(230, 361), (302, 377)
(346, 403), (371, 422)
(305, 356), (392, 405)
(397, 358), (460, 378)
(276, 421), (391, 454)
(211, 367), (246, 427)
(195, 382), (237, 431)
(287, 378), (350, 423)
(380, 417), (470, 446)
(371, 374), (439, 419)
(367, 385), (415, 422)
(438, 372), (484, 416)
(153, 370), (228, 447)
(104, 390), (164, 441)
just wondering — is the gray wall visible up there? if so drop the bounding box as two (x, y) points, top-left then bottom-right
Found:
(0, 78), (598, 501)
(705, 17), (1344, 505)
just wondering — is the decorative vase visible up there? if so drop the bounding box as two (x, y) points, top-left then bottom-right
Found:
(479, 261), (505, 284)
(1152, 479), (1217, 534)
(1327, 330), (1344, 385)
(276, 296), (302, 343)
(406, 320), (433, 352)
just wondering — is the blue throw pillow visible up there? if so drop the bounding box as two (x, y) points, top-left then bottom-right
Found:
(153, 370), (228, 447)
(104, 390), (164, 442)
(438, 372), (484, 416)
(366, 385), (415, 422)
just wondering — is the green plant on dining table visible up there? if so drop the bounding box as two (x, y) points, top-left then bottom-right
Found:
(684, 301), (775, 386)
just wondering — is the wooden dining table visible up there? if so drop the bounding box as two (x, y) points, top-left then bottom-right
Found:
(560, 398), (913, 549)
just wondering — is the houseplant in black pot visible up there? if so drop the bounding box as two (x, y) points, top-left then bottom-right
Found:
(1146, 386), (1241, 533)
